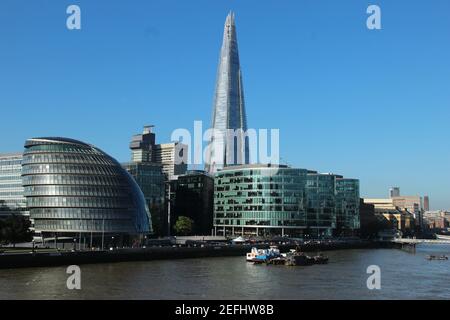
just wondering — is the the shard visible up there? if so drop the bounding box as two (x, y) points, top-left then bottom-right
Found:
(205, 12), (249, 174)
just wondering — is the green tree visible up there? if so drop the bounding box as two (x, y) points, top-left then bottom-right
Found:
(0, 214), (33, 246)
(174, 216), (194, 236)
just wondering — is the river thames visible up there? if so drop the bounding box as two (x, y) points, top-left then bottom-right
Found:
(0, 244), (449, 300)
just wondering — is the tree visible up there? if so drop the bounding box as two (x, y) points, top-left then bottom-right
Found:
(174, 216), (194, 236)
(0, 214), (33, 246)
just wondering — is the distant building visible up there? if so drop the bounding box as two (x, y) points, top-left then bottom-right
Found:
(22, 137), (151, 246)
(362, 198), (415, 236)
(128, 126), (188, 181)
(424, 196), (430, 211)
(152, 142), (188, 180)
(124, 126), (166, 236)
(0, 153), (28, 218)
(389, 187), (400, 198)
(129, 125), (156, 163)
(171, 170), (214, 235)
(391, 195), (424, 230)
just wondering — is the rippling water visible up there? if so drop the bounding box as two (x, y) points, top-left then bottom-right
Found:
(1, 244), (449, 299)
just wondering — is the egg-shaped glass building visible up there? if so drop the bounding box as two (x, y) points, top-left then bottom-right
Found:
(22, 137), (151, 245)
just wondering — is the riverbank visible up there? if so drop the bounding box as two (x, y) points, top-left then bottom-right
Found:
(0, 240), (396, 269)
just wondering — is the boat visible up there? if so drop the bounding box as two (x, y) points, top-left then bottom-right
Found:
(246, 246), (281, 263)
(426, 254), (448, 261)
(435, 234), (450, 241)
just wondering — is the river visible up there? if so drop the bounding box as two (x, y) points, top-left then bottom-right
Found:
(0, 244), (449, 299)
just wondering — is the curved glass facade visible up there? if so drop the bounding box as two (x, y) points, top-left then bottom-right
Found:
(22, 137), (151, 236)
(214, 165), (360, 237)
(214, 165), (308, 237)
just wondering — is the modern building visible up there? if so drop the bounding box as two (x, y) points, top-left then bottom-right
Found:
(0, 153), (28, 218)
(128, 126), (188, 181)
(129, 125), (156, 163)
(214, 165), (308, 237)
(22, 137), (152, 245)
(336, 178), (361, 234)
(213, 164), (360, 237)
(123, 127), (166, 236)
(424, 195), (430, 211)
(305, 172), (337, 236)
(205, 12), (249, 174)
(152, 142), (188, 180)
(389, 187), (400, 198)
(171, 170), (214, 235)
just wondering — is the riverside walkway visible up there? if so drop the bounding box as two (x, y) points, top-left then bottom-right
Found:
(392, 238), (450, 245)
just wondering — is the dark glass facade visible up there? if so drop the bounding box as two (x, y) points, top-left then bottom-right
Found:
(22, 138), (151, 237)
(171, 170), (214, 235)
(122, 162), (165, 235)
(336, 178), (360, 234)
(0, 153), (28, 218)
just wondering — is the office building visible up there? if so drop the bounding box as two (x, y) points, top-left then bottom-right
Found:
(205, 12), (249, 174)
(22, 137), (151, 244)
(130, 125), (156, 163)
(363, 198), (415, 235)
(171, 170), (214, 235)
(214, 164), (308, 237)
(152, 142), (188, 180)
(123, 127), (166, 236)
(424, 196), (430, 211)
(305, 172), (337, 236)
(0, 153), (28, 218)
(336, 178), (361, 233)
(389, 187), (400, 198)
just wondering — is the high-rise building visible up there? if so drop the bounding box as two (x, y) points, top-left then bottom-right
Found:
(130, 125), (155, 163)
(152, 142), (188, 180)
(123, 127), (166, 236)
(171, 170), (214, 235)
(336, 178), (361, 233)
(0, 153), (28, 218)
(424, 196), (430, 211)
(22, 137), (151, 246)
(129, 126), (188, 181)
(205, 12), (249, 174)
(389, 187), (400, 198)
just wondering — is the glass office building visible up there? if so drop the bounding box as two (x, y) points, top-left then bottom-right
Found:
(336, 178), (360, 234)
(123, 162), (165, 235)
(214, 164), (360, 237)
(214, 164), (308, 237)
(22, 137), (151, 243)
(0, 153), (28, 218)
(305, 173), (337, 236)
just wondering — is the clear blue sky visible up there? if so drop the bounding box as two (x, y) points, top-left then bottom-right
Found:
(1, 0), (449, 210)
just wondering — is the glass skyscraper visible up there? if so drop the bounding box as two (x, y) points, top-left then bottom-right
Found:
(206, 12), (249, 174)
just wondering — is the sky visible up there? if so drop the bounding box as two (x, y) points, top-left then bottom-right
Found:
(0, 0), (449, 210)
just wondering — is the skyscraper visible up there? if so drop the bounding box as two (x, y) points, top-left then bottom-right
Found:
(205, 12), (249, 174)
(389, 187), (400, 198)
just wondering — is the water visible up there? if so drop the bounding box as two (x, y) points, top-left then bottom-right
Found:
(1, 244), (449, 300)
